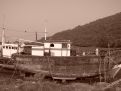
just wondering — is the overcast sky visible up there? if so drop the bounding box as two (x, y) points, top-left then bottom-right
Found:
(0, 0), (121, 41)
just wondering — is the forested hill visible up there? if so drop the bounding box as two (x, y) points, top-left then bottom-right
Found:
(40, 12), (121, 47)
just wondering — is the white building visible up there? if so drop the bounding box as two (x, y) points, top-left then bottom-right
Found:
(2, 43), (24, 58)
(2, 44), (19, 58)
(43, 40), (71, 56)
(2, 40), (71, 57)
(30, 40), (71, 56)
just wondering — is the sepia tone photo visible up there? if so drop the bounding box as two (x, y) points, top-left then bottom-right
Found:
(0, 0), (121, 91)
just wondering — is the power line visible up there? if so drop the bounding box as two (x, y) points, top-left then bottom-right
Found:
(0, 27), (48, 34)
(0, 27), (48, 41)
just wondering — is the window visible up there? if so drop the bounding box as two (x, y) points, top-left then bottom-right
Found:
(62, 43), (67, 48)
(13, 47), (17, 50)
(12, 47), (14, 49)
(6, 46), (8, 49)
(9, 46), (11, 49)
(67, 44), (70, 48)
(50, 43), (54, 47)
(3, 46), (5, 49)
(15, 47), (18, 50)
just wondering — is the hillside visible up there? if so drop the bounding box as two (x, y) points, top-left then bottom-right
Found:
(40, 12), (121, 47)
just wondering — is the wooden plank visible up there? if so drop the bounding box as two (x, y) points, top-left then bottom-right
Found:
(0, 64), (14, 69)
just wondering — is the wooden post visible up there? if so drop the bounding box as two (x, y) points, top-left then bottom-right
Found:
(104, 59), (106, 82)
(99, 58), (102, 83)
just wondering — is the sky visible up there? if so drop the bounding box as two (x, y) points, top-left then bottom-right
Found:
(0, 0), (121, 41)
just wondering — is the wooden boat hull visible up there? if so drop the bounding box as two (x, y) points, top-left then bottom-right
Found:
(13, 55), (111, 80)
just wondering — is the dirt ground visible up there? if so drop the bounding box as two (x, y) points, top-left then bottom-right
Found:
(0, 69), (120, 91)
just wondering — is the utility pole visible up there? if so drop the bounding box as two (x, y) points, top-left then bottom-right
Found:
(1, 15), (6, 46)
(35, 32), (38, 41)
(2, 27), (5, 45)
(44, 27), (47, 40)
(1, 15), (6, 57)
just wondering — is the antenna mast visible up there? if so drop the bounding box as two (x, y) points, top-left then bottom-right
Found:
(2, 15), (5, 45)
(44, 27), (47, 40)
(2, 27), (5, 45)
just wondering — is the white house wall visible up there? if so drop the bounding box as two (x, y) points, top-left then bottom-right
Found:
(50, 43), (62, 56)
(3, 49), (17, 58)
(2, 44), (18, 58)
(44, 42), (71, 56)
(52, 44), (62, 48)
(50, 49), (70, 56)
(62, 49), (70, 56)
(44, 43), (62, 48)
(50, 50), (61, 56)
(32, 46), (44, 56)
(44, 43), (50, 52)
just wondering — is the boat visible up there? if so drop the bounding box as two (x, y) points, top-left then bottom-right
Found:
(12, 39), (112, 80)
(0, 27), (120, 81)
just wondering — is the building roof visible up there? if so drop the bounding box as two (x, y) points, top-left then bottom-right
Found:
(43, 40), (71, 43)
(3, 43), (18, 46)
(24, 42), (44, 46)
